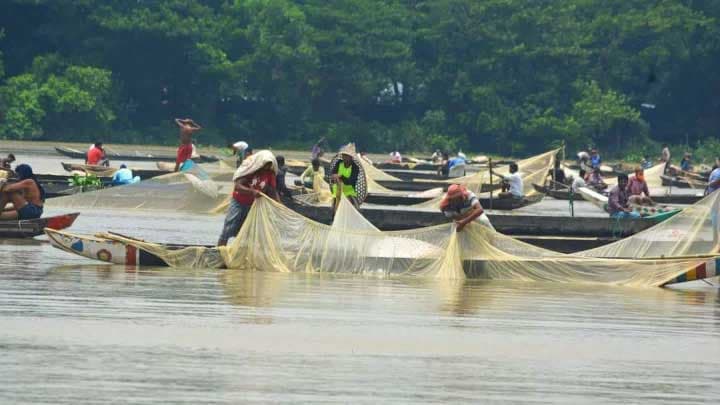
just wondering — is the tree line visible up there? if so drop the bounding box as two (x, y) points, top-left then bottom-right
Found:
(0, 0), (718, 157)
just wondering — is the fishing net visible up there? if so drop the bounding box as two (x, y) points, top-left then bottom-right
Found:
(107, 194), (716, 287)
(577, 190), (720, 259)
(46, 166), (230, 213)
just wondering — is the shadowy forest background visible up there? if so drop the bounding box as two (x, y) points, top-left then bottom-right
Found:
(1, 0), (719, 160)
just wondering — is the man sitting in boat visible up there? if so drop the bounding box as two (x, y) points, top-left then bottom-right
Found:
(436, 152), (450, 177)
(301, 158), (325, 189)
(706, 164), (720, 195)
(1, 153), (15, 170)
(174, 118), (201, 172)
(679, 152), (693, 172)
(577, 150), (591, 172)
(607, 173), (640, 219)
(275, 155), (291, 202)
(331, 148), (364, 210)
(389, 151), (402, 164)
(86, 142), (108, 166)
(545, 159), (566, 190)
(626, 167), (653, 205)
(217, 150), (281, 246)
(493, 162), (524, 200)
(586, 167), (608, 190)
(111, 164), (140, 186)
(440, 184), (491, 231)
(0, 164), (45, 220)
(570, 169), (587, 193)
(590, 148), (602, 169)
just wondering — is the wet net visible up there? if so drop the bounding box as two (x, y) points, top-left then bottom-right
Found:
(47, 165), (231, 213)
(106, 194), (718, 287)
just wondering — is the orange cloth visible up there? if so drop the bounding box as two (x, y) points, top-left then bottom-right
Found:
(86, 147), (104, 165)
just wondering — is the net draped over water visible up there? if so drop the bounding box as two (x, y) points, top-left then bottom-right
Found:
(105, 193), (720, 287)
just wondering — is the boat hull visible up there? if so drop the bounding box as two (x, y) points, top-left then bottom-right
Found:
(0, 213), (79, 238)
(55, 146), (219, 163)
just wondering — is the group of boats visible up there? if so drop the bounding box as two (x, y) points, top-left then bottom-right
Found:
(3, 145), (719, 287)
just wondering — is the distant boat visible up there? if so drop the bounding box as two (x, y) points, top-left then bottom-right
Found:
(54, 146), (220, 163)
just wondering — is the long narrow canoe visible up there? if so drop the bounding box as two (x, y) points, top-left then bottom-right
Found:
(660, 174), (707, 189)
(376, 180), (500, 193)
(363, 193), (543, 210)
(61, 162), (169, 180)
(45, 229), (222, 267)
(55, 146), (220, 163)
(1, 213), (79, 238)
(44, 229), (717, 287)
(534, 183), (704, 205)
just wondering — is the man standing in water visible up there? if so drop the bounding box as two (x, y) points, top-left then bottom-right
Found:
(174, 118), (201, 172)
(217, 150), (281, 246)
(0, 164), (45, 220)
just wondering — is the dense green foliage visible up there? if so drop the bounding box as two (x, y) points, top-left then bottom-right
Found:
(1, 0), (718, 156)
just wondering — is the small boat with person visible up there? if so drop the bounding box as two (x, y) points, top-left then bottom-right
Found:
(55, 146), (220, 163)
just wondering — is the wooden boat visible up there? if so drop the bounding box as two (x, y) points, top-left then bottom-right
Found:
(0, 212), (79, 238)
(55, 146), (219, 163)
(660, 174), (707, 189)
(61, 162), (168, 180)
(363, 193), (542, 210)
(43, 229), (715, 287)
(532, 184), (586, 201)
(376, 180), (500, 193)
(45, 229), (221, 266)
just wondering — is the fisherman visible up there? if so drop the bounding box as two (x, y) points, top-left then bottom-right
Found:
(275, 155), (291, 201)
(680, 152), (692, 172)
(440, 184), (491, 231)
(494, 162), (524, 200)
(607, 173), (640, 219)
(577, 150), (591, 172)
(437, 152), (450, 177)
(545, 159), (567, 190)
(389, 151), (402, 164)
(111, 164), (139, 186)
(217, 150), (281, 246)
(86, 142), (108, 166)
(1, 153), (15, 170)
(706, 164), (720, 195)
(571, 169), (587, 193)
(660, 144), (671, 164)
(311, 137), (327, 160)
(300, 158), (325, 189)
(626, 167), (653, 205)
(590, 147), (602, 169)
(230, 141), (249, 168)
(331, 149), (363, 209)
(447, 154), (466, 177)
(431, 149), (442, 163)
(586, 167), (608, 190)
(0, 164), (45, 220)
(174, 118), (201, 172)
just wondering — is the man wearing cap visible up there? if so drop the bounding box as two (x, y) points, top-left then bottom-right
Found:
(440, 184), (491, 231)
(230, 140), (249, 168)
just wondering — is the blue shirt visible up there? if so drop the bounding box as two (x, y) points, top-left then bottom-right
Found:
(707, 168), (720, 194)
(112, 168), (137, 185)
(680, 159), (691, 171)
(448, 157), (465, 169)
(590, 154), (601, 168)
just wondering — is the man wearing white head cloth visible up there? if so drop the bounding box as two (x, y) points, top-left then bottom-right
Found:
(217, 150), (281, 246)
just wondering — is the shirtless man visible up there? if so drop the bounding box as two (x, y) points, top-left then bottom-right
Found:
(174, 118), (202, 172)
(0, 164), (45, 220)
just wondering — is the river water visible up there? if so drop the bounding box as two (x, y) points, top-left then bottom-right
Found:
(1, 150), (720, 403)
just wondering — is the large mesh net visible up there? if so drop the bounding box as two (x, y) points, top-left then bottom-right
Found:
(47, 166), (231, 213)
(102, 194), (719, 287)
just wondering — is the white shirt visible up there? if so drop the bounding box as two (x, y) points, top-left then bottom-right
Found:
(661, 147), (671, 162)
(503, 172), (524, 197)
(233, 141), (248, 151)
(390, 152), (402, 163)
(571, 176), (586, 193)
